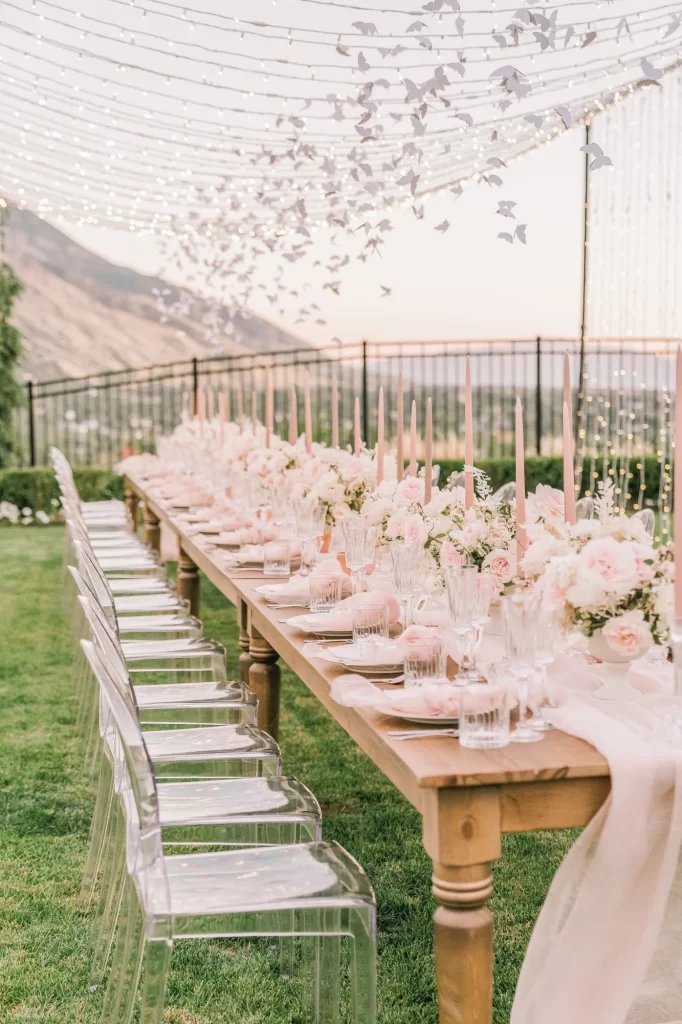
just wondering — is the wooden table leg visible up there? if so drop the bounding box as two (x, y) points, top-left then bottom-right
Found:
(422, 787), (501, 1024)
(238, 599), (253, 685)
(143, 504), (161, 554)
(124, 485), (139, 532)
(177, 546), (200, 618)
(248, 617), (281, 741)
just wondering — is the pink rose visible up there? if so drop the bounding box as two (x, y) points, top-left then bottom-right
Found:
(531, 484), (564, 521)
(482, 547), (517, 585)
(403, 513), (427, 546)
(601, 610), (653, 657)
(396, 477), (425, 504)
(440, 540), (463, 568)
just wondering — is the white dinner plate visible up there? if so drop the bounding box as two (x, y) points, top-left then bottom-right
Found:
(378, 706), (460, 726)
(286, 614), (352, 637)
(330, 643), (403, 674)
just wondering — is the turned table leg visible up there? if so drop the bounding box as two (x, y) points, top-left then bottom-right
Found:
(124, 485), (139, 532)
(238, 599), (253, 685)
(143, 505), (161, 554)
(422, 787), (501, 1024)
(177, 546), (200, 617)
(248, 619), (281, 740)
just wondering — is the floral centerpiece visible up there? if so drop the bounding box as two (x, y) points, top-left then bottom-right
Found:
(524, 481), (672, 660)
(291, 445), (377, 526)
(361, 471), (518, 592)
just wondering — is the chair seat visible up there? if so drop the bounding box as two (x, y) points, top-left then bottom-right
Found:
(157, 776), (321, 829)
(109, 578), (174, 595)
(114, 594), (188, 615)
(118, 614), (201, 639)
(134, 680), (255, 709)
(121, 638), (223, 659)
(163, 842), (374, 925)
(144, 724), (280, 767)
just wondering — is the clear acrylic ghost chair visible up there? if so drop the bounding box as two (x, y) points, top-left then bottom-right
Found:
(632, 507), (655, 536)
(81, 641), (321, 992)
(492, 481), (516, 503)
(449, 470), (466, 489)
(575, 496), (595, 521)
(86, 639), (376, 1024)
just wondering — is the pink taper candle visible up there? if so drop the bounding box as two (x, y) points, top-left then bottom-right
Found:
(289, 386), (298, 446)
(265, 370), (273, 448)
(675, 347), (682, 620)
(396, 372), (404, 482)
(425, 396), (433, 504)
(515, 397), (527, 561)
(218, 392), (228, 445)
(237, 388), (244, 434)
(464, 358), (474, 509)
(409, 400), (417, 477)
(377, 386), (385, 485)
(206, 387), (214, 423)
(331, 378), (339, 448)
(563, 352), (571, 421)
(354, 397), (361, 456)
(563, 401), (576, 525)
(304, 371), (313, 454)
(251, 391), (257, 435)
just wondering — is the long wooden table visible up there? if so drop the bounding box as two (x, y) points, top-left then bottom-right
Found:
(125, 475), (611, 1024)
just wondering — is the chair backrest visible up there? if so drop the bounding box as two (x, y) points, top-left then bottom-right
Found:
(81, 638), (166, 888)
(69, 566), (134, 707)
(493, 481), (516, 503)
(632, 508), (655, 537)
(575, 496), (595, 522)
(71, 533), (119, 626)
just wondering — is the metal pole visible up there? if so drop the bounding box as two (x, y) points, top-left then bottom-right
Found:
(26, 380), (36, 467)
(361, 340), (369, 445)
(535, 336), (542, 456)
(191, 357), (199, 417)
(576, 119), (591, 438)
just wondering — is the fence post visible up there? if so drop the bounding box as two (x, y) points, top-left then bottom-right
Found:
(26, 380), (36, 467)
(535, 336), (542, 456)
(192, 357), (199, 417)
(361, 340), (369, 444)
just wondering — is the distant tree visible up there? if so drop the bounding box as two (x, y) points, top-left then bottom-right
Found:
(0, 201), (24, 467)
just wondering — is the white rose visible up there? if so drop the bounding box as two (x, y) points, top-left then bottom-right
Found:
(403, 513), (427, 546)
(363, 497), (392, 526)
(601, 609), (653, 658)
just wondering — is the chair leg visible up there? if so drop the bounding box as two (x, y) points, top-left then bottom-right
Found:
(139, 938), (173, 1024)
(88, 825), (126, 990)
(350, 909), (377, 1024)
(99, 875), (146, 1024)
(81, 756), (114, 903)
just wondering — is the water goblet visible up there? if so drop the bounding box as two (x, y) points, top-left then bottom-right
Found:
(501, 591), (544, 743)
(527, 604), (562, 731)
(343, 517), (377, 595)
(391, 541), (427, 628)
(444, 565), (477, 684)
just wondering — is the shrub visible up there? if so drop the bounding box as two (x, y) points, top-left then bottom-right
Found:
(0, 466), (124, 516)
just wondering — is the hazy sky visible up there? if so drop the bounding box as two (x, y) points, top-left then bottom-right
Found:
(64, 127), (585, 344)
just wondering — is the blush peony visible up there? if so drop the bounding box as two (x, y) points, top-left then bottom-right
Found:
(577, 536), (640, 597)
(601, 610), (653, 657)
(482, 547), (517, 585)
(396, 476), (425, 504)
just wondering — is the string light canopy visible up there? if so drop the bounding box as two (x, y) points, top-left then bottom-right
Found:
(1, 0), (680, 336)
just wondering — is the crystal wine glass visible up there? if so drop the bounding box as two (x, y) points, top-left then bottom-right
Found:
(391, 540), (428, 628)
(343, 517), (377, 594)
(501, 591), (543, 743)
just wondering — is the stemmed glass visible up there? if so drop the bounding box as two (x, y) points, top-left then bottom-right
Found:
(440, 565), (473, 684)
(527, 604), (562, 731)
(342, 517), (377, 594)
(501, 592), (543, 743)
(294, 498), (327, 577)
(391, 541), (427, 628)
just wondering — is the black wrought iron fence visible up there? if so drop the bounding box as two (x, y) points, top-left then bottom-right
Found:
(11, 338), (680, 470)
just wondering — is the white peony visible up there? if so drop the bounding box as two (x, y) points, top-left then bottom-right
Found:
(577, 536), (640, 598)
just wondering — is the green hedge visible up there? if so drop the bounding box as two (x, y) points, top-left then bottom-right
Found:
(0, 456), (663, 516)
(435, 456), (663, 508)
(0, 467), (124, 513)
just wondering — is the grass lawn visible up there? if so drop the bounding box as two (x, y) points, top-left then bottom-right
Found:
(0, 527), (577, 1023)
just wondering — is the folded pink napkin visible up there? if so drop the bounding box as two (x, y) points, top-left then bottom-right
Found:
(307, 591), (401, 633)
(263, 559), (351, 603)
(329, 674), (461, 717)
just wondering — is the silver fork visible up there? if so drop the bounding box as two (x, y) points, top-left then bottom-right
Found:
(387, 728), (459, 740)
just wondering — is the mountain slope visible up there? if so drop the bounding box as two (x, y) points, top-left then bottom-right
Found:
(4, 207), (306, 381)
